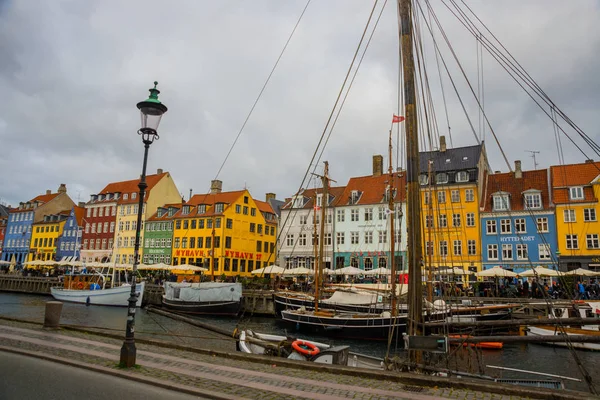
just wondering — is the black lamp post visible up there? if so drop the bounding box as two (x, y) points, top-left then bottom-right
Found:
(120, 81), (168, 367)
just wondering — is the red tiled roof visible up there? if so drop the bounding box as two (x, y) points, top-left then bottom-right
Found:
(96, 172), (169, 205)
(551, 161), (600, 187)
(481, 169), (551, 212)
(255, 200), (275, 215)
(553, 187), (596, 204)
(147, 202), (184, 221)
(281, 186), (347, 210)
(74, 206), (86, 226)
(334, 173), (407, 207)
(30, 193), (60, 204)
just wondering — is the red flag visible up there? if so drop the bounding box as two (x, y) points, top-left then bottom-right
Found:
(392, 115), (405, 123)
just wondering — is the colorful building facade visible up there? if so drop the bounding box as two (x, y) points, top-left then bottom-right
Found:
(480, 163), (557, 273)
(418, 137), (489, 280)
(551, 161), (600, 272)
(171, 181), (278, 278)
(0, 205), (10, 260)
(55, 206), (85, 262)
(142, 203), (181, 265)
(29, 212), (68, 261)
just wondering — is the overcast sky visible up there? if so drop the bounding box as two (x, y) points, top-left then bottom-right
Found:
(1, 0), (599, 208)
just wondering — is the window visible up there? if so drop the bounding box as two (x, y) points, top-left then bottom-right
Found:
(251, 208), (256, 217)
(468, 240), (476, 255)
(351, 209), (359, 221)
(537, 217), (548, 233)
(451, 190), (460, 203)
(453, 240), (462, 256)
(419, 174), (429, 185)
(456, 171), (469, 182)
(584, 208), (597, 222)
(426, 241), (433, 256)
(298, 233), (308, 246)
(286, 234), (294, 246)
(226, 218), (233, 229)
(493, 194), (510, 211)
(566, 234), (578, 249)
(439, 241), (448, 257)
(214, 204), (224, 213)
(425, 215), (433, 228)
(364, 231), (372, 244)
(243, 206), (248, 215)
(199, 219), (205, 229)
(564, 209), (576, 223)
(324, 233), (332, 246)
(174, 238), (180, 248)
(500, 219), (511, 234)
(205, 237), (212, 249)
(214, 236), (221, 248)
(438, 214), (447, 228)
(515, 218), (526, 233)
(437, 191), (446, 204)
(524, 193), (542, 209)
(336, 232), (345, 245)
(452, 214), (461, 227)
(257, 224), (262, 234)
(235, 204), (241, 214)
(487, 244), (498, 260)
(364, 208), (373, 221)
(207, 219), (213, 229)
(378, 207), (387, 220)
(98, 207), (104, 217)
(336, 209), (345, 222)
(312, 234), (319, 246)
(300, 215), (308, 225)
(587, 234), (599, 249)
(570, 187), (584, 200)
(364, 258), (373, 271)
(225, 236), (232, 249)
(538, 244), (551, 260)
(314, 214), (320, 225)
(249, 223), (255, 233)
(517, 244), (528, 260)
(110, 222), (115, 233)
(436, 173), (448, 184)
(465, 189), (474, 202)
(466, 213), (475, 227)
(350, 190), (360, 204)
(93, 208), (97, 217)
(502, 244), (513, 260)
(378, 231), (387, 244)
(424, 192), (430, 205)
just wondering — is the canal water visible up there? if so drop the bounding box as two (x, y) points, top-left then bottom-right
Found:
(1, 292), (598, 392)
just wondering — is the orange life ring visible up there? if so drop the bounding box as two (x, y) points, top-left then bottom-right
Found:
(77, 282), (84, 290)
(291, 340), (320, 356)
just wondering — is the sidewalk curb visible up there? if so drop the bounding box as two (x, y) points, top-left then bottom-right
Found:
(0, 345), (242, 400)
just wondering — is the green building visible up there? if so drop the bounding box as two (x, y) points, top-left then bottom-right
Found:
(142, 203), (181, 265)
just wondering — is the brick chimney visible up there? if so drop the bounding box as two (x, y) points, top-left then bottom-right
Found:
(210, 180), (223, 194)
(514, 160), (522, 179)
(266, 193), (276, 202)
(157, 168), (163, 174)
(58, 183), (67, 194)
(78, 202), (85, 207)
(372, 155), (383, 177)
(440, 136), (447, 153)
(46, 190), (51, 195)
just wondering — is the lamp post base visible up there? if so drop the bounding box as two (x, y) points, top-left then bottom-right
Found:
(120, 340), (137, 368)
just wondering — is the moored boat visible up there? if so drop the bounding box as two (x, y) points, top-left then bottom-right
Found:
(162, 281), (242, 315)
(50, 273), (145, 307)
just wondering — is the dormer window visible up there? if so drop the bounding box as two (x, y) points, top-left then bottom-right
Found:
(419, 174), (429, 186)
(168, 208), (175, 217)
(523, 191), (542, 209)
(123, 194), (129, 200)
(99, 194), (104, 201)
(456, 171), (469, 183)
(350, 190), (360, 205)
(316, 194), (323, 207)
(292, 196), (304, 208)
(114, 193), (120, 200)
(436, 173), (448, 184)
(132, 193), (137, 200)
(384, 186), (397, 202)
(215, 203), (224, 213)
(157, 209), (165, 218)
(569, 187), (584, 200)
(198, 205), (207, 214)
(182, 205), (190, 215)
(493, 193), (510, 211)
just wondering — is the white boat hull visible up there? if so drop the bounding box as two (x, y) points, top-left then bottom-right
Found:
(50, 282), (145, 307)
(527, 325), (600, 351)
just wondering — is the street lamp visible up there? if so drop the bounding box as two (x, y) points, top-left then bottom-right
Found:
(120, 81), (168, 367)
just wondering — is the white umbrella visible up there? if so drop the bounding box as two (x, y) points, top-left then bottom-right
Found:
(564, 268), (598, 277)
(23, 260), (43, 266)
(519, 266), (561, 277)
(0, 260), (11, 266)
(476, 266), (518, 278)
(332, 266), (363, 276)
(283, 267), (313, 276)
(322, 268), (335, 275)
(438, 267), (468, 276)
(364, 267), (392, 276)
(175, 264), (208, 272)
(151, 262), (173, 270)
(251, 265), (285, 275)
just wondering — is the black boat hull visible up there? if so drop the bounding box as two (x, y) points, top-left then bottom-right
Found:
(161, 297), (241, 316)
(274, 293), (391, 316)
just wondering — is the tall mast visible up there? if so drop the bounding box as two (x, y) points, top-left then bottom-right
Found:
(313, 190), (319, 311)
(316, 161), (330, 312)
(399, 0), (423, 356)
(426, 160), (433, 302)
(388, 132), (398, 316)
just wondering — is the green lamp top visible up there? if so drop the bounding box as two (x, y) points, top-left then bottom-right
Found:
(138, 81), (168, 114)
(145, 81), (162, 104)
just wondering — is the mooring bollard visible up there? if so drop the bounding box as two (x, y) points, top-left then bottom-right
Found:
(44, 301), (63, 329)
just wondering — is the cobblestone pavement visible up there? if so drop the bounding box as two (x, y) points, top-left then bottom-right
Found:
(0, 320), (591, 400)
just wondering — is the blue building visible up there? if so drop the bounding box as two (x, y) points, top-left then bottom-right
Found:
(2, 185), (74, 265)
(55, 206), (85, 262)
(480, 163), (558, 273)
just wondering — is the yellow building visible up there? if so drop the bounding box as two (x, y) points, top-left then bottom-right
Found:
(418, 137), (489, 280)
(29, 211), (68, 261)
(113, 169), (181, 265)
(171, 181), (278, 278)
(551, 161), (600, 271)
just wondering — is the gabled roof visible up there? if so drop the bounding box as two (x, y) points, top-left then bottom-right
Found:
(282, 186), (346, 210)
(147, 202), (184, 222)
(73, 206), (86, 226)
(550, 161), (600, 187)
(255, 200), (275, 215)
(30, 192), (60, 205)
(95, 172), (169, 205)
(419, 144), (482, 173)
(187, 191), (246, 207)
(334, 173), (407, 206)
(481, 169), (551, 212)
